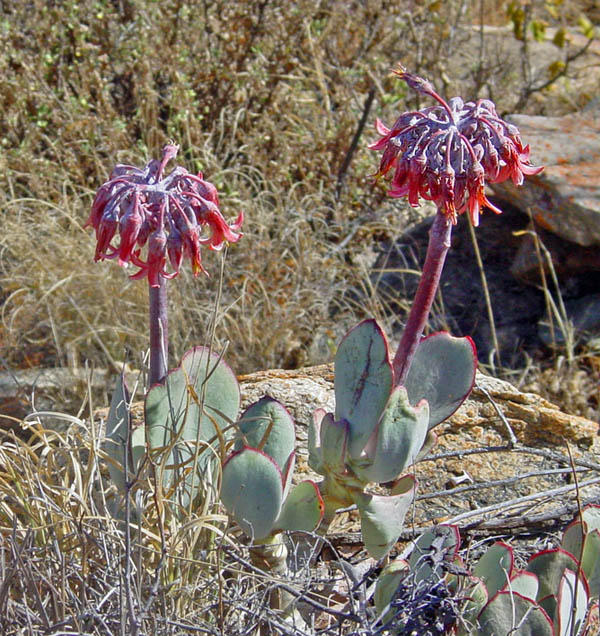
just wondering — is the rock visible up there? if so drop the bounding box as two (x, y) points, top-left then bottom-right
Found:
(509, 222), (600, 284)
(489, 112), (600, 247)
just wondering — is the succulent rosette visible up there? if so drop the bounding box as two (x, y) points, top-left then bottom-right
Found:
(308, 319), (477, 559)
(375, 506), (600, 634)
(85, 143), (243, 287)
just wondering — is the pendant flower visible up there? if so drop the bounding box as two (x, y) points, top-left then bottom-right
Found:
(85, 143), (243, 287)
(370, 68), (543, 225)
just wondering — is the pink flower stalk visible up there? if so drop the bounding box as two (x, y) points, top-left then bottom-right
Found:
(86, 143), (243, 386)
(86, 143), (243, 287)
(370, 69), (543, 386)
(370, 68), (543, 226)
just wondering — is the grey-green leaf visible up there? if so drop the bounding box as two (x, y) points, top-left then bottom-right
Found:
(556, 569), (589, 636)
(334, 319), (393, 458)
(354, 479), (416, 559)
(353, 385), (429, 484)
(275, 481), (324, 533)
(221, 447), (283, 540)
(527, 548), (579, 604)
(473, 542), (514, 599)
(478, 591), (553, 636)
(104, 373), (145, 495)
(235, 396), (295, 471)
(408, 524), (460, 585)
(404, 332), (476, 429)
(145, 347), (240, 508)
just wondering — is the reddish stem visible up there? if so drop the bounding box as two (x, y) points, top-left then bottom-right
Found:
(148, 278), (168, 385)
(393, 211), (453, 387)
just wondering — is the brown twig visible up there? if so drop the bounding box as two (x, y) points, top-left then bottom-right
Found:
(223, 545), (363, 625)
(335, 87), (376, 201)
(444, 476), (600, 526)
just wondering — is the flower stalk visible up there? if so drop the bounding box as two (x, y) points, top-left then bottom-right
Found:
(393, 211), (453, 386)
(86, 143), (243, 385)
(371, 68), (543, 383)
(148, 278), (168, 386)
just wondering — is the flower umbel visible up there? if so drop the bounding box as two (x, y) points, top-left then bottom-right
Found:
(370, 68), (543, 225)
(86, 143), (243, 287)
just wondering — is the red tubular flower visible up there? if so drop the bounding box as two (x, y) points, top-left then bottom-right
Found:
(86, 143), (243, 287)
(370, 68), (543, 225)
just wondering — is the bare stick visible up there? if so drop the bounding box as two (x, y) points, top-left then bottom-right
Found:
(476, 382), (517, 446)
(467, 214), (501, 371)
(444, 476), (600, 526)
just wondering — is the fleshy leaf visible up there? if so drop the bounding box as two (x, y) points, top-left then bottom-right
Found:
(582, 504), (600, 532)
(334, 319), (393, 458)
(235, 396), (295, 471)
(473, 542), (514, 599)
(353, 386), (429, 484)
(308, 408), (325, 474)
(391, 474), (415, 495)
(527, 548), (580, 604)
(556, 569), (589, 636)
(280, 450), (295, 500)
(145, 347), (240, 508)
(562, 519), (585, 562)
(104, 373), (146, 496)
(275, 481), (324, 533)
(459, 578), (489, 632)
(477, 591), (553, 636)
(374, 560), (410, 624)
(581, 530), (600, 600)
(414, 430), (438, 462)
(563, 513), (600, 600)
(354, 478), (416, 559)
(508, 571), (539, 602)
(404, 332), (477, 429)
(320, 414), (349, 476)
(221, 447), (283, 540)
(408, 524), (460, 585)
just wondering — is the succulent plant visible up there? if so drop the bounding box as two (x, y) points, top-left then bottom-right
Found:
(220, 396), (324, 543)
(465, 541), (592, 636)
(104, 346), (241, 514)
(308, 70), (541, 561)
(375, 506), (600, 635)
(219, 396), (324, 625)
(308, 319), (476, 558)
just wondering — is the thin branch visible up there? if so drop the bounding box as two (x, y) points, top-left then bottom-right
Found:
(417, 466), (590, 502)
(336, 86), (376, 201)
(444, 476), (600, 526)
(223, 546), (362, 625)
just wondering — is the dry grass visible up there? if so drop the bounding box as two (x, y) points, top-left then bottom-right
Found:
(1, 0), (596, 381)
(0, 412), (377, 635)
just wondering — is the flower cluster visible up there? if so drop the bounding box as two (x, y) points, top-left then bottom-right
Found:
(85, 143), (243, 287)
(370, 69), (543, 225)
